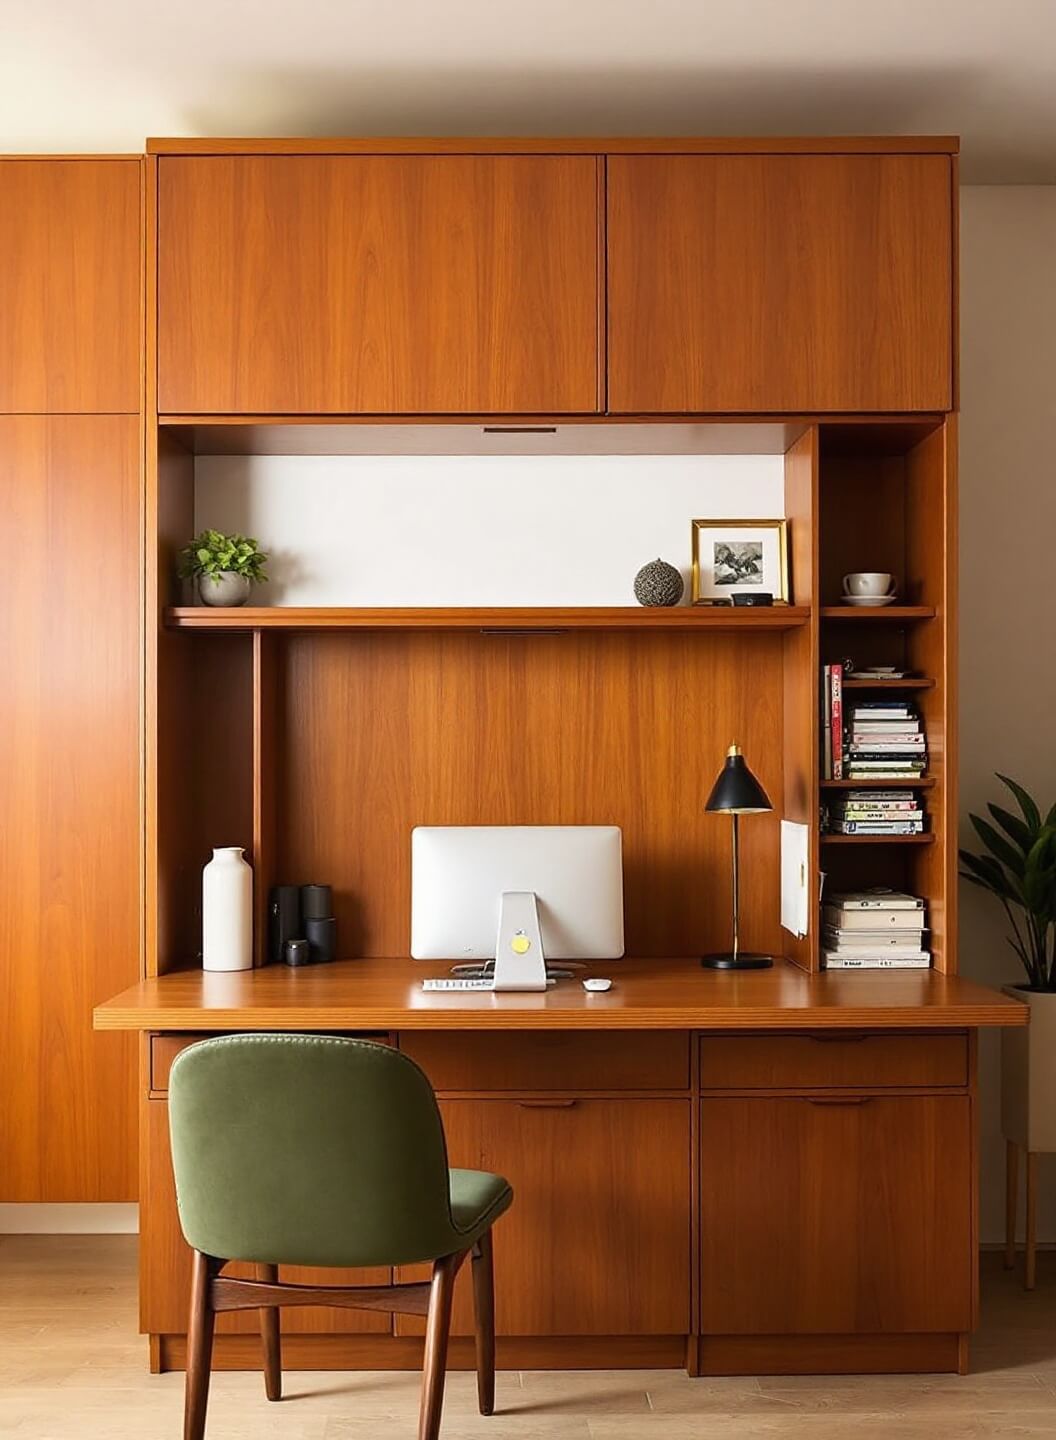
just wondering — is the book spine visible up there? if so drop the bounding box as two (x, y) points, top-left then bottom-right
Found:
(822, 665), (833, 780)
(831, 664), (843, 780)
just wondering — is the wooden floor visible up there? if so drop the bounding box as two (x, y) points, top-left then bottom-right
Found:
(5, 1239), (1056, 1438)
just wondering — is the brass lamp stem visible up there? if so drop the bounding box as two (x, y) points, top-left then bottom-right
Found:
(731, 812), (740, 963)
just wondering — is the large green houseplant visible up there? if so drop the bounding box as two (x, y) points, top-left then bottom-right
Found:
(962, 774), (1056, 1283)
(959, 774), (1056, 991)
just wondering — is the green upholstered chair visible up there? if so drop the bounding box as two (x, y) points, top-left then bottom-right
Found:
(168, 1034), (513, 1440)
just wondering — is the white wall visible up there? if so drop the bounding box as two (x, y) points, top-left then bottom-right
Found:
(960, 186), (1056, 1242)
(195, 453), (784, 606)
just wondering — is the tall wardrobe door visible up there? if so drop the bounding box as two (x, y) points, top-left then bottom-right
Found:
(0, 415), (140, 1200)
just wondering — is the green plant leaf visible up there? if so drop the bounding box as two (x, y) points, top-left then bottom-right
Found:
(1023, 827), (1056, 924)
(998, 773), (1042, 833)
(987, 804), (1034, 854)
(959, 848), (1021, 902)
(970, 814), (1026, 878)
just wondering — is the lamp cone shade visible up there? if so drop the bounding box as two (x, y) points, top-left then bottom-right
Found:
(704, 745), (772, 815)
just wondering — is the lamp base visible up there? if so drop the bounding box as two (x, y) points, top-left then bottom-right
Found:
(700, 952), (773, 971)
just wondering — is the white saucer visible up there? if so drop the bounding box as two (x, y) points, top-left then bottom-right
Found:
(842, 594), (898, 607)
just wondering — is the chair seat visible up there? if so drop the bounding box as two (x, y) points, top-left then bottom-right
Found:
(449, 1168), (513, 1245)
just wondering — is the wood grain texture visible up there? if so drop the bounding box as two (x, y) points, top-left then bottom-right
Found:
(146, 137), (960, 156)
(781, 428), (820, 970)
(699, 1095), (973, 1334)
(696, 1330), (963, 1376)
(698, 1032), (968, 1090)
(400, 1031), (689, 1091)
(607, 155), (953, 413)
(164, 605), (811, 632)
(0, 159), (141, 413)
(397, 1097), (691, 1336)
(278, 630), (786, 962)
(93, 957), (1028, 1032)
(158, 156), (599, 415)
(0, 416), (140, 1200)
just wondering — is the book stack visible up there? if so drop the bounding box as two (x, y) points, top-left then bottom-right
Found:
(844, 699), (926, 780)
(822, 890), (930, 969)
(825, 789), (925, 836)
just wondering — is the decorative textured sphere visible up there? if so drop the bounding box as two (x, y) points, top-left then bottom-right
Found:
(633, 558), (685, 607)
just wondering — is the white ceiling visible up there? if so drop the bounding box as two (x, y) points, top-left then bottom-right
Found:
(4, 0), (1056, 181)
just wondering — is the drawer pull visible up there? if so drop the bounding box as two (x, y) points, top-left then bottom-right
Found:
(806, 1096), (872, 1106)
(516, 1099), (578, 1109)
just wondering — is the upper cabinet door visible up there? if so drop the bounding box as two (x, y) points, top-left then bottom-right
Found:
(607, 155), (953, 414)
(0, 160), (141, 413)
(158, 156), (601, 415)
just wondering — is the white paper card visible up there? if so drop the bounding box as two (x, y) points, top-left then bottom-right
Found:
(780, 821), (810, 938)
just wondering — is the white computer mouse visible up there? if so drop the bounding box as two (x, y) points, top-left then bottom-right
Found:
(582, 978), (612, 993)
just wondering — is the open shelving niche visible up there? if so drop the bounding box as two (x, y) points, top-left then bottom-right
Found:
(816, 419), (956, 972)
(148, 416), (954, 980)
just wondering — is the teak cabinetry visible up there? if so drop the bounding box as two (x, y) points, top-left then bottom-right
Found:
(157, 155), (601, 415)
(155, 143), (955, 417)
(0, 155), (142, 1203)
(607, 155), (954, 414)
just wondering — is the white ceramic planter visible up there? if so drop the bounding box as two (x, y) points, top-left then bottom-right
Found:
(202, 847), (253, 972)
(198, 571), (252, 607)
(1001, 987), (1056, 1151)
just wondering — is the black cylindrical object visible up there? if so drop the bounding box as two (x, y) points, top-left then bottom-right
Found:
(301, 884), (333, 921)
(305, 915), (337, 963)
(284, 938), (311, 967)
(269, 885), (302, 965)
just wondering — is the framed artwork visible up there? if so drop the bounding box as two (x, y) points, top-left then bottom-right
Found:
(691, 518), (790, 604)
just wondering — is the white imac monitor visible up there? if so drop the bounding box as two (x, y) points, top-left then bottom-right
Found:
(411, 825), (624, 990)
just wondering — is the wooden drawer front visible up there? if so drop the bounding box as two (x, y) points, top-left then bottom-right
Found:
(399, 1097), (691, 1335)
(699, 1032), (967, 1091)
(400, 1031), (689, 1092)
(150, 1031), (390, 1093)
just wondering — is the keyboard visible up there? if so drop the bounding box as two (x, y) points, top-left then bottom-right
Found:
(421, 978), (495, 992)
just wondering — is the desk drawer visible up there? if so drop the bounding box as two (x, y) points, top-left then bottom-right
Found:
(400, 1031), (689, 1091)
(699, 1032), (968, 1091)
(149, 1031), (391, 1093)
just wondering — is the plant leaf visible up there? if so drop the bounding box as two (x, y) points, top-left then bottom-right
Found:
(970, 814), (1026, 878)
(998, 774), (1042, 833)
(959, 848), (1022, 902)
(987, 804), (1034, 854)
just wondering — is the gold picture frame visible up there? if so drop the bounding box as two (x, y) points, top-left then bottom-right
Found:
(691, 518), (790, 605)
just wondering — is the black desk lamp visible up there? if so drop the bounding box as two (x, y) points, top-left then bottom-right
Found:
(702, 744), (774, 970)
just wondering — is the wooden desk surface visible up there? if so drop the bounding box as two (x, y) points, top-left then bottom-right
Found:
(94, 957), (1026, 1032)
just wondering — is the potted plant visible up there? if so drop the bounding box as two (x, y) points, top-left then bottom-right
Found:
(178, 530), (268, 607)
(960, 774), (1056, 1276)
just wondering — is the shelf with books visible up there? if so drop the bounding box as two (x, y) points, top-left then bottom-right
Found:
(841, 677), (935, 690)
(820, 777), (934, 789)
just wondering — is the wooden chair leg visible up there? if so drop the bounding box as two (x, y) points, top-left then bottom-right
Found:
(471, 1230), (496, 1416)
(184, 1251), (217, 1440)
(258, 1262), (282, 1401)
(1005, 1140), (1019, 1270)
(1026, 1151), (1038, 1291)
(418, 1251), (462, 1440)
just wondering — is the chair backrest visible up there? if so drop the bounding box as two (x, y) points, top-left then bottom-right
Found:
(168, 1034), (463, 1268)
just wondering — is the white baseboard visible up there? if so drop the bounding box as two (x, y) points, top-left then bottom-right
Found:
(0, 1204), (139, 1234)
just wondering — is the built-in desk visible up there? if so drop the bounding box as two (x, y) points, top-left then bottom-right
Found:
(96, 961), (1025, 1379)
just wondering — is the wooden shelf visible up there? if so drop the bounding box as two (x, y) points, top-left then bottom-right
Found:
(164, 605), (812, 633)
(820, 606), (936, 621)
(821, 833), (935, 845)
(821, 778), (934, 789)
(841, 677), (936, 690)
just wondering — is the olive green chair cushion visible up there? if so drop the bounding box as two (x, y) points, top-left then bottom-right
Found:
(168, 1034), (512, 1268)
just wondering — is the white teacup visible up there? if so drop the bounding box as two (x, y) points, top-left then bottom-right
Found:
(843, 572), (894, 598)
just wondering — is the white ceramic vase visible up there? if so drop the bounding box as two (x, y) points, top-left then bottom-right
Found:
(202, 847), (253, 972)
(1001, 987), (1056, 1151)
(198, 571), (251, 607)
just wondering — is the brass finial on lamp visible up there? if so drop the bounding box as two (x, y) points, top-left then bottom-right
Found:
(701, 744), (774, 970)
